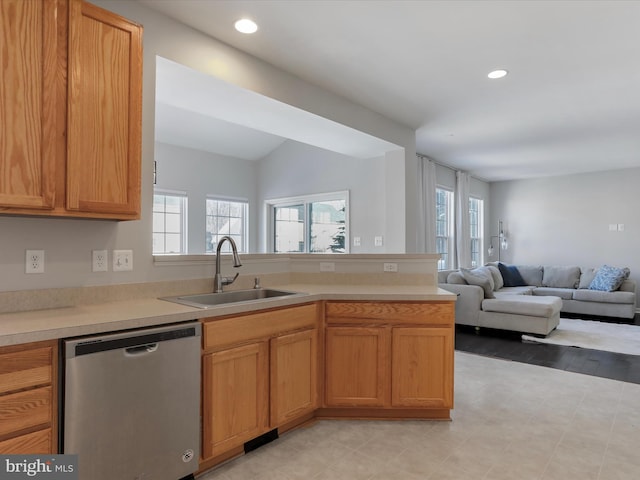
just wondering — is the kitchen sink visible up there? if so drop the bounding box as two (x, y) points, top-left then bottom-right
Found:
(160, 288), (302, 309)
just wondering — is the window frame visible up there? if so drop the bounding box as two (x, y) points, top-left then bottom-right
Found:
(205, 196), (249, 254)
(152, 189), (188, 255)
(435, 186), (454, 270)
(266, 191), (349, 254)
(469, 196), (484, 268)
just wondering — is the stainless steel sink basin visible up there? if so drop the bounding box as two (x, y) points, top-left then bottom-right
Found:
(160, 288), (302, 309)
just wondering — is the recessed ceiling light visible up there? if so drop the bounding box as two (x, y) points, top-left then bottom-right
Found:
(488, 69), (508, 79)
(235, 18), (258, 34)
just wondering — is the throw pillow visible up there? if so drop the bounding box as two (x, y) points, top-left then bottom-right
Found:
(447, 271), (467, 285)
(460, 268), (495, 298)
(484, 265), (504, 290)
(542, 266), (581, 288)
(589, 265), (629, 292)
(498, 263), (527, 287)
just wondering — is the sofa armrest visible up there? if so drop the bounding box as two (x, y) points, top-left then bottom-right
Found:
(438, 283), (484, 326)
(620, 279), (636, 294)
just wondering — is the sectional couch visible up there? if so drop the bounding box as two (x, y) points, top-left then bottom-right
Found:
(438, 263), (637, 336)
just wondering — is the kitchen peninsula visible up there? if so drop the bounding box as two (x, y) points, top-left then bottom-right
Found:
(0, 254), (456, 474)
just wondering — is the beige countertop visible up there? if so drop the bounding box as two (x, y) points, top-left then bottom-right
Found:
(0, 284), (456, 347)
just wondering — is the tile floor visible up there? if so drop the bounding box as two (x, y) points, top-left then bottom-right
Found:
(198, 351), (640, 480)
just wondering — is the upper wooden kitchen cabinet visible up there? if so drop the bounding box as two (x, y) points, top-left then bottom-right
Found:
(0, 0), (142, 220)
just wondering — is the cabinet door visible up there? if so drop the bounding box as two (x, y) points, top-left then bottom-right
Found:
(202, 342), (269, 460)
(391, 327), (453, 408)
(270, 329), (317, 426)
(66, 0), (142, 217)
(325, 326), (389, 407)
(0, 0), (58, 210)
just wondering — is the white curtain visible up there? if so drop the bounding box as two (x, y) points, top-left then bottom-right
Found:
(455, 170), (471, 268)
(417, 155), (437, 252)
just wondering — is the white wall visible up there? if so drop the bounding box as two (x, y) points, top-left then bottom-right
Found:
(490, 167), (640, 287)
(155, 142), (258, 253)
(257, 140), (390, 253)
(0, 1), (418, 293)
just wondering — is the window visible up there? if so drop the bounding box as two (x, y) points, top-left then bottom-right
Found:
(469, 197), (484, 268)
(205, 198), (249, 253)
(436, 188), (454, 270)
(153, 190), (187, 254)
(270, 192), (348, 253)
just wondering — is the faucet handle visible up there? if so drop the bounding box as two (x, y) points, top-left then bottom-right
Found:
(221, 272), (239, 286)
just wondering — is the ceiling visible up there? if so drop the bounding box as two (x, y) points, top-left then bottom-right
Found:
(142, 0), (640, 182)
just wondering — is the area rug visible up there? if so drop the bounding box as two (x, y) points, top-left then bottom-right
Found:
(522, 318), (640, 356)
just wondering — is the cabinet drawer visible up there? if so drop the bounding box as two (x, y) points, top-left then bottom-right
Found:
(325, 302), (454, 325)
(203, 303), (318, 351)
(0, 386), (52, 437)
(0, 346), (53, 395)
(0, 428), (52, 454)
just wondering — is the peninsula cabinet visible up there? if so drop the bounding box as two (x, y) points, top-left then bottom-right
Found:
(0, 340), (58, 454)
(0, 0), (142, 220)
(322, 301), (454, 419)
(200, 303), (319, 469)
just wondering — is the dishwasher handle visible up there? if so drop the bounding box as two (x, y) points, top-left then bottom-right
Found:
(125, 343), (159, 355)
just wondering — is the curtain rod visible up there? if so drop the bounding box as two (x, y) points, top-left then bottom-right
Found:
(417, 153), (487, 182)
(416, 153), (459, 173)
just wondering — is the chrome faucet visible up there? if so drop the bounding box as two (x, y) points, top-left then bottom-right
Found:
(214, 236), (243, 292)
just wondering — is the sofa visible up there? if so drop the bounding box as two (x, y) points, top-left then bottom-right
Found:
(439, 263), (637, 336)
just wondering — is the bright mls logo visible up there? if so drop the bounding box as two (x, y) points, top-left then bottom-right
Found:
(0, 455), (77, 480)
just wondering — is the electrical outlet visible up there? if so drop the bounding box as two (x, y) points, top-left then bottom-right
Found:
(374, 236), (384, 247)
(113, 250), (133, 272)
(383, 262), (398, 272)
(26, 250), (45, 274)
(92, 250), (108, 272)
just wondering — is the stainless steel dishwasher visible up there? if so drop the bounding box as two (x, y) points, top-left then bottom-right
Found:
(62, 321), (201, 480)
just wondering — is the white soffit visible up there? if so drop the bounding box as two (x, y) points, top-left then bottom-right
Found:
(155, 56), (401, 159)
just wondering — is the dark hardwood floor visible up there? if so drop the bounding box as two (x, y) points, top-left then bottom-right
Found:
(454, 313), (640, 384)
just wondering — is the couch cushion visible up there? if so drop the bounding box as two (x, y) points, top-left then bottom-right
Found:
(515, 265), (544, 286)
(447, 271), (467, 285)
(589, 265), (629, 292)
(495, 286), (536, 295)
(484, 265), (504, 290)
(578, 268), (597, 289)
(460, 268), (495, 298)
(532, 287), (575, 300)
(573, 289), (636, 304)
(498, 263), (527, 287)
(542, 266), (581, 288)
(482, 295), (562, 317)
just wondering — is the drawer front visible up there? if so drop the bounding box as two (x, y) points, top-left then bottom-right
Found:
(203, 303), (318, 351)
(325, 302), (454, 325)
(0, 346), (53, 395)
(0, 428), (52, 454)
(0, 386), (52, 438)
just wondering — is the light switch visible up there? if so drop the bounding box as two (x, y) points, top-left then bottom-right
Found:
(618, 224), (625, 231)
(353, 236), (361, 247)
(609, 224), (618, 231)
(374, 236), (383, 247)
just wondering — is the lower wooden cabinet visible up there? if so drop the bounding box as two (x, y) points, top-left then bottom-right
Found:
(200, 303), (319, 466)
(202, 342), (269, 459)
(391, 327), (453, 408)
(325, 326), (389, 407)
(323, 301), (454, 416)
(270, 328), (317, 425)
(0, 340), (58, 454)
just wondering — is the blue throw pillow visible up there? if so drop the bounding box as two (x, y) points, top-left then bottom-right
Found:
(498, 262), (527, 287)
(589, 265), (628, 292)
